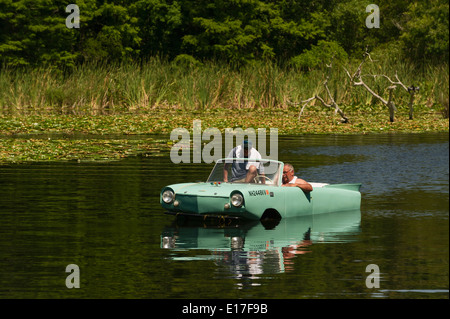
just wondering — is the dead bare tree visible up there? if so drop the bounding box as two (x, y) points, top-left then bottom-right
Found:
(296, 57), (349, 123)
(344, 46), (418, 122)
(344, 48), (395, 122)
(407, 85), (420, 120)
(365, 73), (420, 119)
(293, 47), (418, 123)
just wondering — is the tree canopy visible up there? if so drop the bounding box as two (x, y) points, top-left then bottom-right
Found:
(0, 0), (448, 68)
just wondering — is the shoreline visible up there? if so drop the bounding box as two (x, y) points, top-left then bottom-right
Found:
(1, 110), (448, 164)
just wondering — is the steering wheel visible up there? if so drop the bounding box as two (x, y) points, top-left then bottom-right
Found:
(253, 175), (273, 184)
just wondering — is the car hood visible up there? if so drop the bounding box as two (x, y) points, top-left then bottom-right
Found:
(164, 182), (276, 198)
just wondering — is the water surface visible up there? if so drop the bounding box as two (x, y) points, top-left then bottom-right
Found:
(0, 133), (448, 299)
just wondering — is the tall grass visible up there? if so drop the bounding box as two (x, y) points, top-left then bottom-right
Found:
(0, 57), (448, 116)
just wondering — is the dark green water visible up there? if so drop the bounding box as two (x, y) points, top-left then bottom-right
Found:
(0, 133), (448, 299)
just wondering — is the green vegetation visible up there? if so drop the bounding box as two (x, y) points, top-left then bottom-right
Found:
(1, 109), (448, 137)
(0, 0), (448, 116)
(0, 137), (168, 163)
(0, 0), (448, 164)
(1, 0), (448, 67)
(0, 58), (448, 115)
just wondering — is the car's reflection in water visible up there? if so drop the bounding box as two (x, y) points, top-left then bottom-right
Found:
(161, 210), (361, 284)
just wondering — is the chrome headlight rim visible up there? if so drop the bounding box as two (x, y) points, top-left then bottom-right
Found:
(230, 193), (244, 207)
(162, 189), (175, 204)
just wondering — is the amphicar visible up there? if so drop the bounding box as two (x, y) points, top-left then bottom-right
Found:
(160, 159), (361, 221)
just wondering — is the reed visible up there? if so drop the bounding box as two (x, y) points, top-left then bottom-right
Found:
(0, 58), (448, 116)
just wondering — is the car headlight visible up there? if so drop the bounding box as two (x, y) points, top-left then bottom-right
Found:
(162, 190), (175, 204)
(230, 193), (243, 207)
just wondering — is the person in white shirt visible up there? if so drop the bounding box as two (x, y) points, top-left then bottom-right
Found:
(223, 140), (265, 183)
(281, 163), (313, 192)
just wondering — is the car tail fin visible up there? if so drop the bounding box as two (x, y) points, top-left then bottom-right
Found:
(323, 183), (362, 192)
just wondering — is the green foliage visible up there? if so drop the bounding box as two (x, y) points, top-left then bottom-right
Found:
(173, 54), (203, 68)
(0, 0), (81, 67)
(178, 0), (311, 65)
(0, 0), (448, 68)
(399, 0), (449, 63)
(327, 0), (368, 55)
(80, 2), (141, 62)
(129, 0), (182, 58)
(290, 40), (348, 70)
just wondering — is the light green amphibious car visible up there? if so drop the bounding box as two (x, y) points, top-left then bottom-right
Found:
(160, 159), (361, 221)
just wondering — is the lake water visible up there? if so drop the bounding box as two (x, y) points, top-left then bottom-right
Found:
(0, 133), (448, 299)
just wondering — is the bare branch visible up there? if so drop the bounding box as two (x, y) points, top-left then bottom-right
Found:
(314, 95), (331, 108)
(344, 46), (415, 122)
(297, 96), (316, 119)
(364, 73), (408, 91)
(353, 79), (388, 105)
(393, 72), (408, 91)
(296, 54), (349, 123)
(343, 67), (353, 80)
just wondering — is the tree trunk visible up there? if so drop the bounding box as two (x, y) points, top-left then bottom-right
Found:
(387, 86), (396, 122)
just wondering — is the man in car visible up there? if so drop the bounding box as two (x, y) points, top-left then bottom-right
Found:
(281, 163), (313, 192)
(223, 140), (265, 183)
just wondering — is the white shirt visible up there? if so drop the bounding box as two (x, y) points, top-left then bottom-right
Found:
(226, 146), (263, 181)
(227, 145), (262, 163)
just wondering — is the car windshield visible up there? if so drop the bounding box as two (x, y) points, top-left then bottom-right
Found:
(207, 158), (282, 186)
